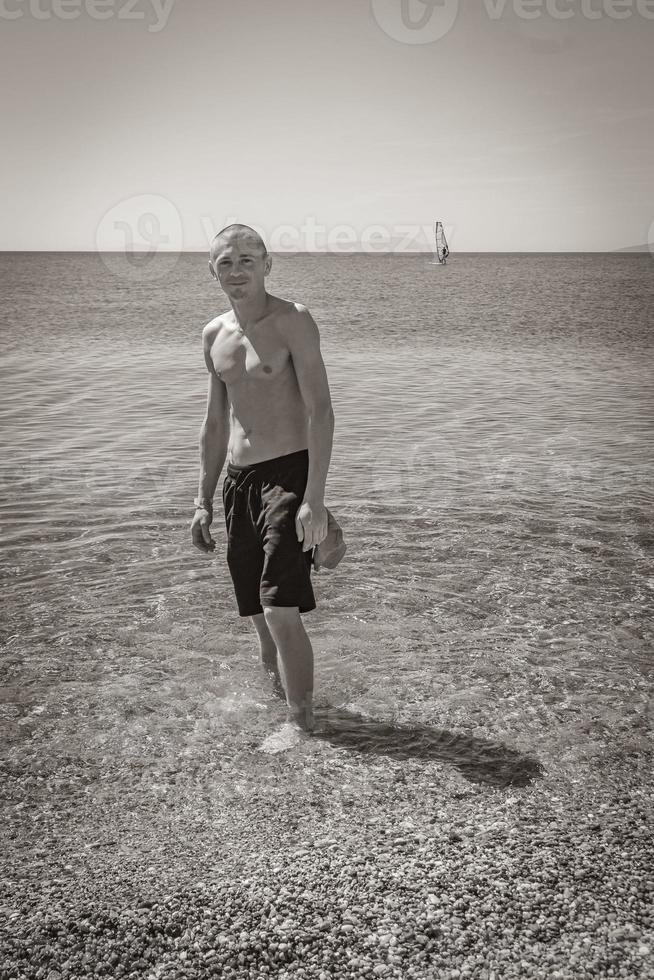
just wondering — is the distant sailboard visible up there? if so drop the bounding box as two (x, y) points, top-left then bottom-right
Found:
(435, 221), (450, 265)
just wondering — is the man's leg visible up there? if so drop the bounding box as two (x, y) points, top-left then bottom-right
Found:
(250, 613), (285, 701)
(262, 606), (315, 731)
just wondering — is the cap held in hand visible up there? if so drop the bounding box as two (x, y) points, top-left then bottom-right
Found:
(312, 509), (346, 571)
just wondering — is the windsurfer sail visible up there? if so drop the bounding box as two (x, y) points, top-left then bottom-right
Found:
(435, 222), (449, 264)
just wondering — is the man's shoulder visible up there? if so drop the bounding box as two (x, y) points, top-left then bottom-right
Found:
(271, 297), (317, 333)
(202, 312), (231, 344)
(272, 301), (321, 360)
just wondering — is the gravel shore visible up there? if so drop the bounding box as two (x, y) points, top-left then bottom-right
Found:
(2, 707), (653, 980)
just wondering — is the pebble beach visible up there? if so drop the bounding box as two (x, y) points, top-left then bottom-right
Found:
(2, 698), (653, 980)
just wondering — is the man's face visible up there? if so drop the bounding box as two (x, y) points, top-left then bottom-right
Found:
(211, 235), (270, 301)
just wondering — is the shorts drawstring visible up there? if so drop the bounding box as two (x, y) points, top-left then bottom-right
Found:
(231, 469), (259, 518)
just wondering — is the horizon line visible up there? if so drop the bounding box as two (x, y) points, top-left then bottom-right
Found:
(0, 248), (651, 255)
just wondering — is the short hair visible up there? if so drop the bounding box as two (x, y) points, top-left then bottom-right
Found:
(209, 224), (268, 263)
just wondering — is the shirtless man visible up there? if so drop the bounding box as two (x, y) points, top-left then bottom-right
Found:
(191, 224), (334, 746)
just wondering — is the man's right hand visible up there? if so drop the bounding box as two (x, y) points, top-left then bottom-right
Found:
(191, 508), (216, 553)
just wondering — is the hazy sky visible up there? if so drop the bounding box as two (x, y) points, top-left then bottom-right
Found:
(2, 0), (653, 250)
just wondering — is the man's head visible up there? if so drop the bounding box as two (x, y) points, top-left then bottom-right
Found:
(208, 223), (272, 302)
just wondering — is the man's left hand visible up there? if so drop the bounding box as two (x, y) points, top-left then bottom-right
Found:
(295, 499), (328, 552)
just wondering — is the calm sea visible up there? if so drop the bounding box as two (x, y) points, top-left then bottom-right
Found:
(1, 252), (652, 793)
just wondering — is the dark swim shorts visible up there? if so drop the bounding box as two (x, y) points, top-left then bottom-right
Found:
(222, 449), (316, 617)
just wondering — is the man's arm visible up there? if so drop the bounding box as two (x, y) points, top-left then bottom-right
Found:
(191, 327), (230, 553)
(198, 329), (230, 505)
(286, 305), (335, 549)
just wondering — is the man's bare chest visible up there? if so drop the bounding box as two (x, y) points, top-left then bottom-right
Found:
(210, 328), (290, 385)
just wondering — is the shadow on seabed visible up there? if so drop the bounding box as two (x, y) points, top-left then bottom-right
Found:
(312, 705), (544, 789)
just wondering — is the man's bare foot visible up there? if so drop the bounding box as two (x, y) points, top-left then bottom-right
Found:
(258, 721), (311, 755)
(288, 705), (315, 733)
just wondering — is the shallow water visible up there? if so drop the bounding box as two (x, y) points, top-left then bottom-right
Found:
(1, 252), (652, 796)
